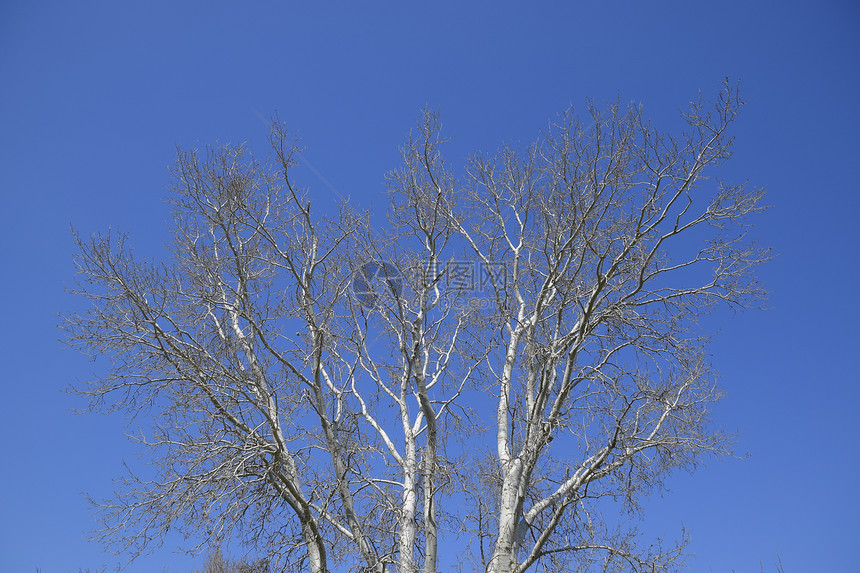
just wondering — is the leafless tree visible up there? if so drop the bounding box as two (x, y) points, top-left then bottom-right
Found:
(64, 80), (767, 573)
(190, 546), (270, 573)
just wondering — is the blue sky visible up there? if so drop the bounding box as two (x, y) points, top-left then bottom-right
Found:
(1, 1), (858, 571)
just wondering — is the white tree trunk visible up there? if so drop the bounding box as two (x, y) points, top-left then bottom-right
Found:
(302, 520), (328, 573)
(400, 459), (419, 573)
(489, 458), (523, 573)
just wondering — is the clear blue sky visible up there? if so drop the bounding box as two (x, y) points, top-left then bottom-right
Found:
(1, 2), (858, 571)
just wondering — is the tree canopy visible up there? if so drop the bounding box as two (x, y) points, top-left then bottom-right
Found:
(65, 80), (767, 573)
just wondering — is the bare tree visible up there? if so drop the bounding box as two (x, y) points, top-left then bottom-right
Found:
(190, 546), (270, 573)
(64, 80), (767, 573)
